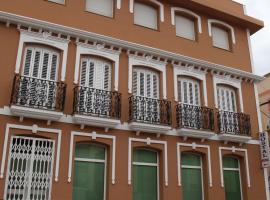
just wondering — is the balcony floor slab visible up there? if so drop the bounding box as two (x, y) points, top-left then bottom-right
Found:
(129, 121), (172, 135)
(218, 133), (252, 144)
(176, 128), (215, 139)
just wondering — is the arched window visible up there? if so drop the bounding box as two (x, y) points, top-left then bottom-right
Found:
(181, 153), (204, 200)
(217, 85), (237, 112)
(223, 156), (242, 200)
(177, 76), (201, 106)
(73, 143), (107, 200)
(134, 2), (158, 29)
(133, 149), (159, 200)
(86, 0), (114, 17)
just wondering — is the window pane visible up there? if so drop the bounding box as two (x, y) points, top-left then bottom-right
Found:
(134, 2), (158, 29)
(223, 157), (239, 168)
(182, 168), (203, 200)
(182, 153), (201, 166)
(86, 0), (113, 17)
(73, 161), (105, 200)
(75, 144), (105, 160)
(224, 170), (242, 200)
(175, 15), (195, 40)
(133, 165), (157, 200)
(133, 149), (157, 163)
(212, 26), (230, 50)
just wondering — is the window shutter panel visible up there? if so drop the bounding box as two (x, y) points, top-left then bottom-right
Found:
(104, 64), (111, 91)
(132, 71), (138, 95)
(86, 0), (113, 17)
(189, 82), (193, 105)
(41, 52), (49, 79)
(80, 61), (87, 86)
(217, 88), (221, 109)
(212, 26), (230, 50)
(183, 81), (188, 104)
(23, 49), (33, 76)
(50, 54), (58, 81)
(195, 83), (199, 105)
(94, 61), (104, 89)
(177, 80), (182, 102)
(175, 15), (195, 40)
(32, 51), (41, 78)
(146, 73), (151, 98)
(231, 91), (236, 112)
(139, 72), (145, 96)
(88, 62), (94, 88)
(153, 74), (158, 99)
(226, 90), (231, 111)
(221, 89), (226, 110)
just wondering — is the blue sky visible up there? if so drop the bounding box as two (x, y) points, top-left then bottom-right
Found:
(237, 0), (270, 76)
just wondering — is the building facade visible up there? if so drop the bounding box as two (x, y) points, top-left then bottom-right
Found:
(259, 73), (270, 131)
(0, 0), (267, 200)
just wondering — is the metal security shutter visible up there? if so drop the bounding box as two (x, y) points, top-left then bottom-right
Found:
(79, 57), (112, 91)
(134, 2), (158, 30)
(217, 86), (237, 112)
(212, 26), (230, 50)
(132, 68), (160, 99)
(175, 15), (195, 40)
(4, 136), (55, 200)
(86, 0), (113, 17)
(177, 77), (200, 105)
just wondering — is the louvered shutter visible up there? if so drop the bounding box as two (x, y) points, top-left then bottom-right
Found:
(194, 83), (199, 105)
(50, 54), (58, 81)
(139, 72), (145, 96)
(217, 86), (237, 112)
(88, 62), (94, 88)
(32, 51), (41, 78)
(153, 74), (158, 99)
(146, 73), (151, 98)
(23, 49), (33, 76)
(132, 71), (138, 95)
(178, 77), (201, 105)
(104, 65), (110, 91)
(41, 52), (49, 79)
(177, 80), (181, 102)
(80, 60), (87, 86)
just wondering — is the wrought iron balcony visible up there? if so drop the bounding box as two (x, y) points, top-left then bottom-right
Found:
(129, 95), (172, 126)
(176, 104), (214, 131)
(218, 111), (251, 136)
(73, 86), (121, 119)
(10, 74), (66, 111)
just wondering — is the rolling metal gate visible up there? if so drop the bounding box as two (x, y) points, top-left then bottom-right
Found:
(4, 136), (55, 200)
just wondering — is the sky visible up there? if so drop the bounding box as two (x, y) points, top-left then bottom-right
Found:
(236, 0), (270, 76)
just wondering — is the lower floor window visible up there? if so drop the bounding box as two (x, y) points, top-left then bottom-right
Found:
(72, 143), (106, 200)
(223, 157), (242, 200)
(133, 149), (159, 200)
(181, 153), (203, 200)
(5, 136), (55, 200)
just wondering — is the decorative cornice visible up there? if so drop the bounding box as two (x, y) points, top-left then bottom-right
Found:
(0, 10), (263, 82)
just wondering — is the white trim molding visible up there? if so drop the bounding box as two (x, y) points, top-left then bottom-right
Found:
(129, 0), (164, 22)
(15, 29), (70, 81)
(128, 137), (168, 186)
(74, 42), (121, 91)
(177, 142), (212, 187)
(208, 19), (236, 44)
(68, 131), (116, 184)
(213, 73), (244, 112)
(219, 146), (251, 188)
(171, 7), (202, 33)
(128, 54), (167, 99)
(173, 64), (207, 104)
(0, 123), (62, 182)
(116, 0), (121, 9)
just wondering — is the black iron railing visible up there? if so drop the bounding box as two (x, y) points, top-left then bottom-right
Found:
(218, 110), (251, 136)
(10, 74), (66, 111)
(176, 104), (214, 131)
(129, 95), (172, 126)
(73, 86), (121, 119)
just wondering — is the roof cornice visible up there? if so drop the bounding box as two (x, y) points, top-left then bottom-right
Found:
(0, 10), (263, 82)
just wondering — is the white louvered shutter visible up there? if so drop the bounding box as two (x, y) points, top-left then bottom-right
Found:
(50, 54), (58, 81)
(153, 74), (159, 99)
(178, 77), (200, 105)
(80, 60), (87, 86)
(217, 86), (237, 112)
(23, 49), (33, 76)
(132, 71), (138, 95)
(32, 50), (41, 78)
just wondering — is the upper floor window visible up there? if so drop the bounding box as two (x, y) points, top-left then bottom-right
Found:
(208, 19), (236, 51)
(47, 0), (65, 4)
(134, 2), (158, 30)
(181, 153), (204, 200)
(73, 143), (107, 200)
(86, 0), (114, 17)
(132, 67), (159, 99)
(217, 85), (237, 112)
(22, 46), (59, 81)
(133, 149), (159, 200)
(175, 15), (196, 40)
(223, 157), (242, 200)
(177, 77), (200, 105)
(80, 56), (112, 91)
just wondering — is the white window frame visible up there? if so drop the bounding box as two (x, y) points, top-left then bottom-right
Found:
(181, 153), (204, 200)
(15, 30), (69, 82)
(74, 143), (107, 200)
(74, 42), (120, 91)
(222, 157), (243, 200)
(129, 0), (164, 22)
(128, 54), (167, 99)
(171, 7), (202, 34)
(132, 149), (159, 200)
(208, 19), (236, 46)
(213, 74), (243, 112)
(173, 65), (207, 105)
